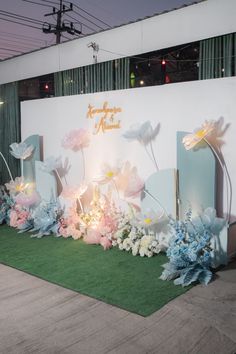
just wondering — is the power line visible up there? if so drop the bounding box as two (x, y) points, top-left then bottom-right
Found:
(0, 35), (44, 47)
(0, 30), (48, 43)
(66, 1), (111, 28)
(0, 47), (23, 53)
(63, 12), (96, 32)
(0, 40), (39, 51)
(0, 9), (45, 25)
(0, 17), (42, 30)
(41, 0), (111, 28)
(22, 0), (53, 8)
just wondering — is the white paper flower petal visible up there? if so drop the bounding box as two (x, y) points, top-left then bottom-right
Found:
(10, 142), (34, 160)
(123, 121), (160, 146)
(41, 156), (62, 173)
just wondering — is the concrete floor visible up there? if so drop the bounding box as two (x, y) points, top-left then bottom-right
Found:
(0, 261), (235, 354)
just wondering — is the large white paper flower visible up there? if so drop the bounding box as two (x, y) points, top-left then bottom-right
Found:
(10, 142), (34, 160)
(123, 121), (160, 146)
(135, 209), (164, 228)
(94, 163), (121, 184)
(41, 156), (62, 173)
(182, 120), (216, 150)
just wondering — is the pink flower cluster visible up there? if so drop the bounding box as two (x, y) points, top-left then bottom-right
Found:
(62, 129), (90, 152)
(10, 204), (30, 228)
(57, 198), (119, 250)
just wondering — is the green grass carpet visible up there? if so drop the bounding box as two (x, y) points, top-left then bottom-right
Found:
(0, 225), (189, 316)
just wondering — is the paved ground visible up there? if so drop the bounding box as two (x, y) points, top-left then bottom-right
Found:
(0, 261), (235, 354)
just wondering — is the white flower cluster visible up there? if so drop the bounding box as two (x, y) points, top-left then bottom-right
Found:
(112, 220), (168, 258)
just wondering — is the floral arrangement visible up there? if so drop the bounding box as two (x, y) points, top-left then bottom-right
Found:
(160, 208), (225, 287)
(111, 208), (170, 257)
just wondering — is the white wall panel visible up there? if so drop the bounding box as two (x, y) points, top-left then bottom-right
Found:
(21, 77), (236, 221)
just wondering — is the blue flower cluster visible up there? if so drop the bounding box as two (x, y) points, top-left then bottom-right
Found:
(160, 208), (225, 287)
(22, 200), (64, 238)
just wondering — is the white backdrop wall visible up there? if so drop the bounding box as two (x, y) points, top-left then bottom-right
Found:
(1, 0), (236, 84)
(21, 77), (236, 221)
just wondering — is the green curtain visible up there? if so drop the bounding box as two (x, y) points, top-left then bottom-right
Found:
(54, 58), (130, 96)
(0, 82), (21, 184)
(199, 33), (236, 79)
(114, 57), (130, 90)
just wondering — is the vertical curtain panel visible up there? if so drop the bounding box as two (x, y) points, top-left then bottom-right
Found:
(199, 33), (236, 80)
(0, 82), (20, 184)
(54, 58), (130, 97)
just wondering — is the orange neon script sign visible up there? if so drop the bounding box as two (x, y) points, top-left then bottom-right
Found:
(86, 101), (122, 134)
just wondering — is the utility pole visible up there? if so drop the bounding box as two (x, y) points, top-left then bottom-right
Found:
(56, 0), (63, 44)
(43, 0), (81, 44)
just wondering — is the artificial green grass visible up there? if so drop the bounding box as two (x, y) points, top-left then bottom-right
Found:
(0, 225), (189, 316)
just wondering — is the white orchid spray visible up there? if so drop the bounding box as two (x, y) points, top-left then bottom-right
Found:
(123, 121), (160, 171)
(182, 119), (232, 223)
(9, 142), (34, 178)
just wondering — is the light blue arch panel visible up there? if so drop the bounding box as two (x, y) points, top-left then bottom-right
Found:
(23, 135), (42, 183)
(177, 131), (216, 219)
(35, 161), (58, 202)
(141, 169), (177, 218)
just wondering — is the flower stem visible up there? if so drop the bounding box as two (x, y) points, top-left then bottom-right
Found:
(54, 169), (64, 189)
(204, 138), (231, 223)
(144, 145), (157, 171)
(0, 152), (13, 181)
(112, 179), (120, 200)
(81, 148), (85, 181)
(21, 159), (24, 179)
(150, 141), (159, 171)
(77, 197), (84, 213)
(143, 188), (168, 218)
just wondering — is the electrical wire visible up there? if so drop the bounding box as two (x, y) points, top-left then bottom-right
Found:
(40, 0), (111, 27)
(0, 47), (22, 53)
(0, 36), (43, 47)
(0, 9), (45, 25)
(22, 0), (53, 8)
(0, 30), (48, 43)
(63, 12), (96, 32)
(0, 17), (41, 29)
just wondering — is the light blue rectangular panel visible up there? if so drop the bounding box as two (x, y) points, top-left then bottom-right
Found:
(23, 135), (42, 183)
(177, 131), (216, 219)
(141, 168), (177, 218)
(35, 161), (57, 202)
(211, 224), (228, 268)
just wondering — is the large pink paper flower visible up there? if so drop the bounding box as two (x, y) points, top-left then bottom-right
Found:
(115, 162), (144, 198)
(62, 129), (90, 152)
